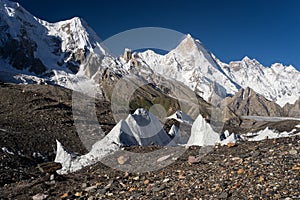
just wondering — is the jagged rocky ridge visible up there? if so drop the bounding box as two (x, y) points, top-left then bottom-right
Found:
(220, 87), (300, 118)
(221, 87), (284, 117)
(283, 97), (300, 117)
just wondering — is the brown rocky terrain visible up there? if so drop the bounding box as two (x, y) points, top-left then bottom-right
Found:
(0, 82), (114, 185)
(1, 135), (299, 199)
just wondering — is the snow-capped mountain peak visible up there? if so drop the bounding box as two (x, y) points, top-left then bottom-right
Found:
(51, 16), (106, 54)
(0, 0), (108, 86)
(138, 33), (300, 106)
(138, 34), (239, 103)
(241, 56), (252, 62)
(0, 0), (37, 36)
(270, 63), (298, 73)
(1, 0), (24, 17)
(171, 34), (218, 70)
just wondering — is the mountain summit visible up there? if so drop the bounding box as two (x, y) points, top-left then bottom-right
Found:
(138, 34), (239, 104)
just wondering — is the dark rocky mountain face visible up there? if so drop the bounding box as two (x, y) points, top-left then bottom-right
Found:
(284, 97), (300, 117)
(0, 26), (47, 74)
(221, 87), (284, 117)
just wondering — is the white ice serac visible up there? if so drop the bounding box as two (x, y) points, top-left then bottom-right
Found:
(187, 114), (220, 146)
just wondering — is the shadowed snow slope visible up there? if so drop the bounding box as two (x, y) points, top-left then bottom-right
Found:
(0, 0), (108, 87)
(168, 125), (188, 144)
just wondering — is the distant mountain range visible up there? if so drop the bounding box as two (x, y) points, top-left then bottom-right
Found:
(0, 0), (299, 111)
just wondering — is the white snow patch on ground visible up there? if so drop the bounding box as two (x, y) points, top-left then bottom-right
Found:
(218, 130), (242, 146)
(168, 125), (187, 144)
(219, 126), (300, 145)
(55, 139), (119, 174)
(55, 111), (300, 174)
(125, 109), (174, 146)
(1, 147), (14, 155)
(244, 127), (300, 142)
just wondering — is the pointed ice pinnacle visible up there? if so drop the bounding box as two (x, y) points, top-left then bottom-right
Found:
(187, 114), (220, 146)
(54, 140), (73, 174)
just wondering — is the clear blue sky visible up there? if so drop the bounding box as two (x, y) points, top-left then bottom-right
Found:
(17, 0), (300, 70)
